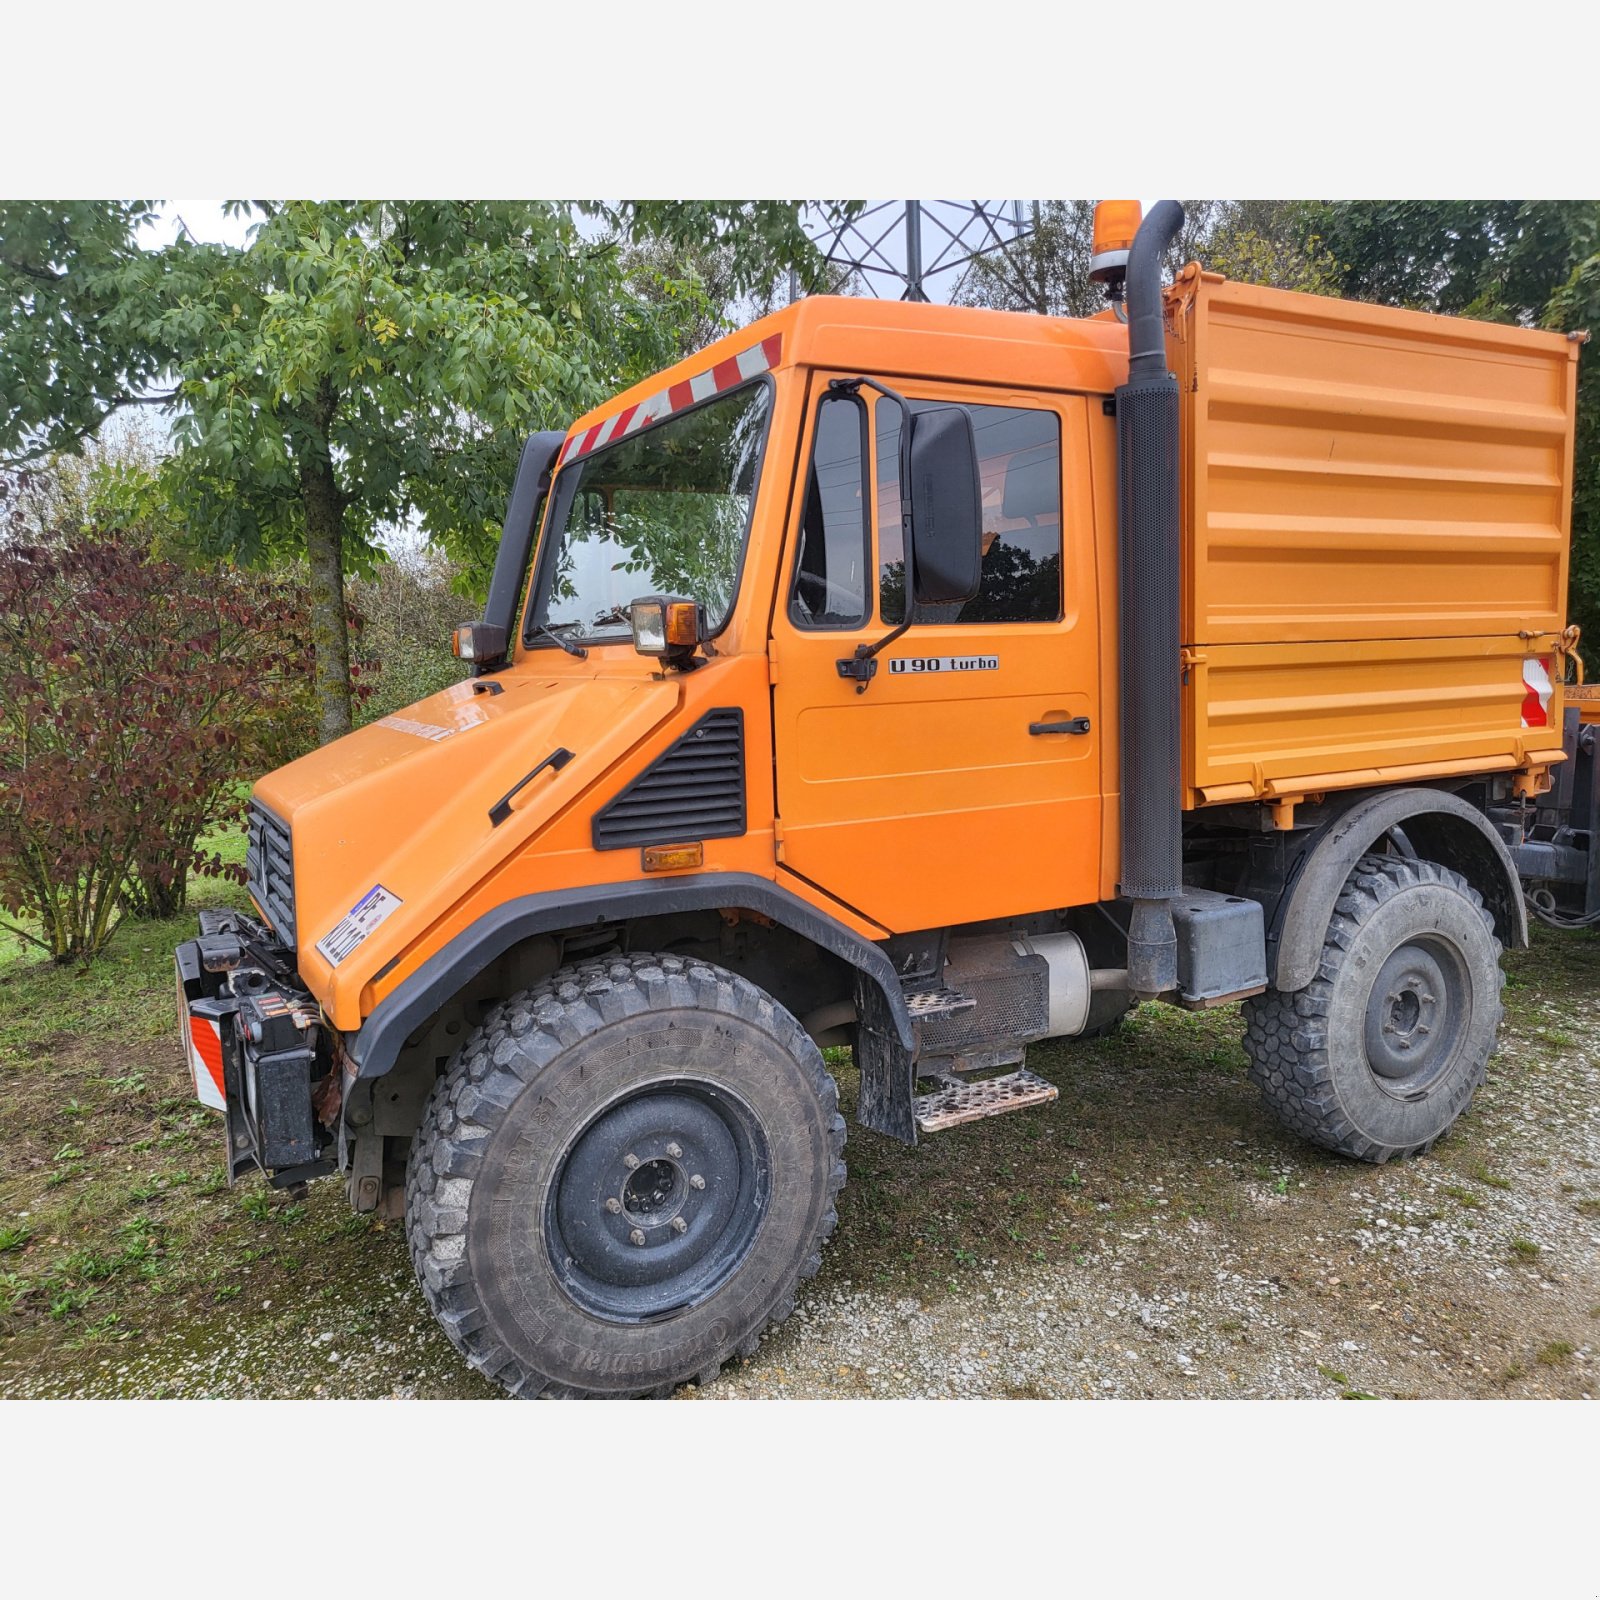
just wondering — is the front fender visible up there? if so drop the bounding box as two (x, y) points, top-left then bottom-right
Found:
(343, 871), (915, 1083)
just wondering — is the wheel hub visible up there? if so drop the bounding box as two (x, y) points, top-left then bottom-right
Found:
(1363, 937), (1468, 1094)
(622, 1157), (685, 1227)
(546, 1082), (768, 1323)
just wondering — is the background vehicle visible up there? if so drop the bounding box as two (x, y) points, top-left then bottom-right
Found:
(175, 201), (1591, 1398)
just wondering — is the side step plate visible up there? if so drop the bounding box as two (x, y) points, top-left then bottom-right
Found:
(904, 984), (977, 1021)
(913, 1069), (1059, 1133)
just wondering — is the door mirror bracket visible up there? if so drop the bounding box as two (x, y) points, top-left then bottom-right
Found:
(826, 377), (983, 693)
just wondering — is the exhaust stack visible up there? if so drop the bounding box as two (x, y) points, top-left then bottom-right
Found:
(1116, 200), (1186, 998)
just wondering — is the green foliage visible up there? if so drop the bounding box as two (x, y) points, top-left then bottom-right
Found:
(0, 488), (315, 960)
(1, 200), (846, 740)
(348, 543), (470, 724)
(959, 200), (1339, 317)
(1192, 200), (1341, 296)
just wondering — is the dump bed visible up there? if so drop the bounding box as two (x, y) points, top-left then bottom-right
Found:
(1168, 268), (1579, 809)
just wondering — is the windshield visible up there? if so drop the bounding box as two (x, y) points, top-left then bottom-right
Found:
(527, 382), (771, 643)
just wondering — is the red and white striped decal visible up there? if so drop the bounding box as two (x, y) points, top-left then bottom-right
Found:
(187, 1013), (227, 1112)
(1521, 656), (1553, 729)
(557, 334), (782, 469)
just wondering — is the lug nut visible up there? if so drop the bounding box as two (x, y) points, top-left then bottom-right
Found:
(605, 1197), (622, 1214)
(629, 1228), (646, 1247)
(689, 1174), (705, 1191)
(623, 1153), (640, 1170)
(671, 1217), (688, 1234)
(666, 1142), (683, 1159)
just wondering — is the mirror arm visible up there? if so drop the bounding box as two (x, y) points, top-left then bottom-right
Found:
(828, 377), (917, 695)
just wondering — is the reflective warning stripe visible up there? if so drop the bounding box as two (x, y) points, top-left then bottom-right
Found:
(187, 1013), (227, 1111)
(1521, 656), (1553, 729)
(556, 333), (782, 468)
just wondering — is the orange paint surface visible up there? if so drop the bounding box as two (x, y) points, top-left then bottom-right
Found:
(240, 284), (1578, 1030)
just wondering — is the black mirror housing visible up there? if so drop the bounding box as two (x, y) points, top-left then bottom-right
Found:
(480, 429), (567, 669)
(452, 621), (508, 666)
(908, 405), (982, 606)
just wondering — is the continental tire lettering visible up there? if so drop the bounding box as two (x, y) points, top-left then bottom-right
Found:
(888, 655), (999, 675)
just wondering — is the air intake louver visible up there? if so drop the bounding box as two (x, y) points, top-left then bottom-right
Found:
(592, 709), (746, 851)
(245, 800), (296, 943)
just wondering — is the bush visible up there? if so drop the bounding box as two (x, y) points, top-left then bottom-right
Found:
(349, 542), (471, 724)
(0, 531), (316, 961)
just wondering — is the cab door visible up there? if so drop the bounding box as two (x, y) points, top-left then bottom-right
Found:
(770, 375), (1103, 933)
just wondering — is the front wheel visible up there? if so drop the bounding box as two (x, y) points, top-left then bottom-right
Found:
(1241, 854), (1504, 1163)
(406, 953), (846, 1398)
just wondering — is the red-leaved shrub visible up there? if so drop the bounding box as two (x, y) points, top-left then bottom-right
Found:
(0, 534), (317, 961)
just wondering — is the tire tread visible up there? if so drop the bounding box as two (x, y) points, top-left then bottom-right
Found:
(1242, 854), (1504, 1163)
(405, 952), (845, 1399)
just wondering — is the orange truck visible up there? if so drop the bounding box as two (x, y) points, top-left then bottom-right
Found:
(175, 201), (1594, 1398)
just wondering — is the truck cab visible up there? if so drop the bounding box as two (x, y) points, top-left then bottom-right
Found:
(175, 202), (1589, 1398)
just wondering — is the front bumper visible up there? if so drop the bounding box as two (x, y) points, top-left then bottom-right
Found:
(174, 909), (334, 1185)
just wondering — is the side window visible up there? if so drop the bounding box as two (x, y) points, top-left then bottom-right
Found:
(877, 401), (1062, 625)
(790, 393), (868, 628)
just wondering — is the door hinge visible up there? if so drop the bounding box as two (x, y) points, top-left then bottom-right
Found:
(773, 817), (786, 863)
(767, 643), (780, 686)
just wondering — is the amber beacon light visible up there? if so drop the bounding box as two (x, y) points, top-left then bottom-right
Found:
(1089, 200), (1143, 285)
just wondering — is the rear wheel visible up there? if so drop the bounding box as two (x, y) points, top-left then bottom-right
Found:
(406, 952), (845, 1398)
(1242, 854), (1503, 1163)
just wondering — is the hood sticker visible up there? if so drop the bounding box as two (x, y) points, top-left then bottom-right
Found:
(317, 884), (404, 967)
(377, 714), (458, 742)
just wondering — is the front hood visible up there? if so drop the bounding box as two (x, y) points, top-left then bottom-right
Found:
(254, 670), (680, 999)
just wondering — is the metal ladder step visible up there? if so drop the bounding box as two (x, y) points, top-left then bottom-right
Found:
(903, 984), (977, 1021)
(913, 1069), (1060, 1134)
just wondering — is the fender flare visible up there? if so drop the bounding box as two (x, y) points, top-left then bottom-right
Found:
(1272, 787), (1528, 992)
(343, 872), (914, 1082)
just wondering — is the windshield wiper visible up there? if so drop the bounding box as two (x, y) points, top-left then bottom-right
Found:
(529, 622), (589, 659)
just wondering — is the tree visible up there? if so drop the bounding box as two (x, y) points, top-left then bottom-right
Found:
(1, 200), (848, 742)
(958, 200), (1340, 317)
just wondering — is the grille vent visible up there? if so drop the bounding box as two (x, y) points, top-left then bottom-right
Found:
(592, 709), (746, 851)
(245, 800), (296, 942)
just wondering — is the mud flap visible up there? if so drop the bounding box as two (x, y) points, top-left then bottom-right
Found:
(853, 971), (917, 1145)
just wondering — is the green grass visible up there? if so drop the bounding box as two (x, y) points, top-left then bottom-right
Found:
(0, 878), (254, 1070)
(2, 838), (1597, 1398)
(1508, 1237), (1542, 1262)
(1535, 1340), (1575, 1366)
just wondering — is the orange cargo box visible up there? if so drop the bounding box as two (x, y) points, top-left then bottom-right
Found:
(1168, 268), (1579, 808)
(1569, 684), (1600, 726)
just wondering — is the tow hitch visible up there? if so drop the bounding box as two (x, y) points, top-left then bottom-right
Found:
(174, 909), (336, 1187)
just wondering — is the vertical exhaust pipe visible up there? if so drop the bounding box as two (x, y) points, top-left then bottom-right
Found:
(1117, 200), (1186, 998)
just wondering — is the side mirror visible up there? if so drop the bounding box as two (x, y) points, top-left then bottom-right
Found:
(907, 405), (982, 606)
(630, 596), (705, 671)
(452, 622), (507, 664)
(477, 429), (568, 671)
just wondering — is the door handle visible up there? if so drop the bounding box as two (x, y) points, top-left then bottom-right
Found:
(1029, 717), (1091, 736)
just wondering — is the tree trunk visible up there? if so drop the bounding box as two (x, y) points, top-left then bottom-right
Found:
(295, 394), (352, 744)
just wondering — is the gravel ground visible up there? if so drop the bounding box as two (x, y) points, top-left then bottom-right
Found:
(4, 928), (1597, 1400)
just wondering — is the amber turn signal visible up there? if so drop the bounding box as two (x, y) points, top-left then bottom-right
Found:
(1089, 200), (1142, 284)
(642, 841), (704, 872)
(452, 621), (508, 663)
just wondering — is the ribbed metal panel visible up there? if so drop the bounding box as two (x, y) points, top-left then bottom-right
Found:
(245, 800), (296, 943)
(592, 709), (746, 851)
(1173, 272), (1577, 805)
